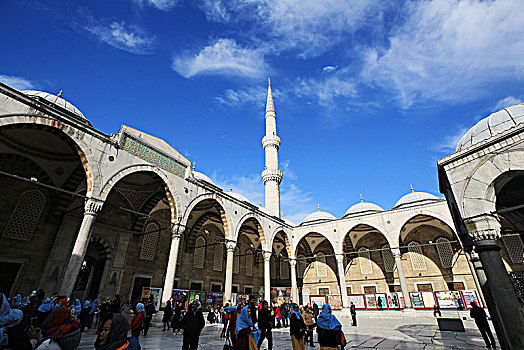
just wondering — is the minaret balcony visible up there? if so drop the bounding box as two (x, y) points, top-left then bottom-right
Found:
(262, 168), (283, 184)
(262, 135), (281, 150)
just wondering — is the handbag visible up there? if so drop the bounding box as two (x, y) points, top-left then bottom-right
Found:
(339, 331), (347, 349)
(223, 334), (233, 350)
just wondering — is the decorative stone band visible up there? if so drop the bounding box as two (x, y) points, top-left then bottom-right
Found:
(84, 198), (103, 215)
(262, 135), (281, 151)
(262, 168), (283, 185)
(289, 259), (297, 267)
(226, 241), (237, 252)
(469, 228), (501, 242)
(264, 251), (272, 261)
(335, 254), (345, 263)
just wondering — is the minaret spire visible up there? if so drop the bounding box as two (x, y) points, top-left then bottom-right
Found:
(262, 78), (283, 217)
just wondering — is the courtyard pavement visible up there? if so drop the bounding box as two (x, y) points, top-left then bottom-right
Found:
(77, 313), (496, 349)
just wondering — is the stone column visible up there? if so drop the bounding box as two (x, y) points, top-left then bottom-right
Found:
(264, 252), (272, 302)
(336, 254), (349, 308)
(59, 198), (103, 297)
(289, 259), (299, 303)
(391, 247), (412, 308)
(466, 251), (487, 307)
(465, 215), (524, 349)
(224, 241), (236, 303)
(161, 224), (182, 306)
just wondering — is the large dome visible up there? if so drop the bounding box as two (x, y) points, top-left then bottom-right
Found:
(229, 192), (250, 203)
(344, 201), (384, 216)
(22, 90), (86, 120)
(394, 191), (439, 208)
(193, 171), (214, 185)
(302, 210), (336, 224)
(456, 103), (524, 152)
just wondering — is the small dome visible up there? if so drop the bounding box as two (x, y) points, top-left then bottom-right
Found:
(284, 218), (296, 226)
(394, 191), (439, 208)
(259, 206), (276, 216)
(193, 171), (214, 185)
(302, 210), (336, 224)
(344, 202), (384, 216)
(22, 90), (86, 120)
(456, 103), (524, 152)
(229, 192), (250, 203)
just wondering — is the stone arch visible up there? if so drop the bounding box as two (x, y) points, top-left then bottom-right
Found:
(342, 222), (392, 252)
(0, 117), (100, 196)
(269, 226), (293, 257)
(180, 193), (232, 239)
(292, 229), (337, 257)
(396, 212), (456, 247)
(89, 236), (113, 261)
(99, 164), (181, 225)
(235, 213), (267, 251)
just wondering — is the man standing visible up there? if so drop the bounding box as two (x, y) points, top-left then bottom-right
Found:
(181, 300), (205, 350)
(350, 302), (357, 326)
(312, 302), (319, 323)
(258, 300), (273, 350)
(470, 302), (496, 348)
(143, 300), (157, 336)
(248, 296), (258, 326)
(281, 301), (289, 327)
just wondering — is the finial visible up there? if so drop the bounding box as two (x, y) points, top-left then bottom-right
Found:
(230, 184), (233, 192)
(192, 162), (195, 171)
(268, 77), (271, 86)
(259, 200), (262, 207)
(410, 184), (414, 193)
(317, 204), (320, 211)
(360, 194), (363, 203)
(57, 90), (63, 98)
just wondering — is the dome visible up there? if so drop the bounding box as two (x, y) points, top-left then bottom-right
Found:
(22, 90), (86, 120)
(229, 192), (250, 203)
(193, 171), (214, 185)
(284, 218), (296, 226)
(302, 210), (336, 224)
(344, 201), (384, 216)
(259, 206), (276, 216)
(456, 103), (524, 152)
(394, 191), (439, 208)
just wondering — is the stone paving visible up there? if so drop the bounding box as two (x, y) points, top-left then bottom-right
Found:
(77, 314), (496, 349)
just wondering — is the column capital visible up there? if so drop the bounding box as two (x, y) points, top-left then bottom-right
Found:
(289, 259), (297, 268)
(335, 254), (345, 263)
(264, 251), (272, 261)
(391, 247), (402, 258)
(171, 223), (183, 238)
(226, 241), (237, 252)
(84, 198), (103, 215)
(464, 214), (501, 243)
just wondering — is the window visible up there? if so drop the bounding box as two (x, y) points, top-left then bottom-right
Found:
(316, 252), (327, 277)
(318, 287), (330, 295)
(297, 254), (307, 278)
(358, 248), (373, 275)
(416, 283), (433, 292)
(381, 245), (396, 272)
(177, 235), (184, 265)
(140, 222), (159, 260)
(363, 286), (377, 294)
(193, 236), (206, 269)
(245, 287), (253, 295)
(408, 242), (427, 270)
(346, 286), (352, 295)
(213, 243), (223, 271)
(246, 252), (253, 276)
(280, 259), (289, 279)
(502, 234), (524, 264)
(447, 281), (465, 291)
(233, 247), (240, 274)
(190, 282), (202, 290)
(270, 257), (277, 279)
(211, 283), (222, 292)
(4, 190), (46, 241)
(436, 237), (454, 268)
(232, 285), (239, 294)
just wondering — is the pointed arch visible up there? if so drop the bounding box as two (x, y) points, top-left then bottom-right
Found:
(181, 194), (232, 239)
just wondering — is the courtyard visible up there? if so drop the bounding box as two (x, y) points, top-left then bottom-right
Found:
(77, 313), (495, 349)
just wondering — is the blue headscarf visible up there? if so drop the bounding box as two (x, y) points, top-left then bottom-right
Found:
(90, 299), (98, 314)
(11, 294), (22, 308)
(73, 299), (81, 313)
(83, 300), (91, 309)
(317, 304), (342, 330)
(136, 303), (145, 313)
(38, 297), (53, 313)
(0, 294), (23, 328)
(288, 303), (302, 320)
(235, 306), (260, 344)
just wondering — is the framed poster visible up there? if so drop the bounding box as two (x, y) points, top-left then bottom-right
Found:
(386, 293), (400, 309)
(141, 287), (163, 310)
(189, 291), (207, 308)
(410, 292), (425, 309)
(398, 293), (405, 309)
(310, 295), (327, 307)
(348, 295), (366, 309)
(421, 291), (435, 308)
(435, 291), (457, 309)
(461, 290), (481, 309)
(365, 294), (377, 309)
(205, 292), (223, 311)
(327, 295), (342, 310)
(375, 294), (387, 310)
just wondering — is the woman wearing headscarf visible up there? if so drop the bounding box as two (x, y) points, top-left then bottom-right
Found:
(37, 297), (54, 328)
(226, 303), (242, 343)
(38, 298), (80, 350)
(79, 300), (91, 332)
(289, 304), (305, 350)
(95, 313), (140, 350)
(316, 304), (344, 350)
(129, 303), (145, 339)
(72, 299), (81, 318)
(162, 299), (172, 331)
(234, 305), (260, 350)
(0, 293), (32, 350)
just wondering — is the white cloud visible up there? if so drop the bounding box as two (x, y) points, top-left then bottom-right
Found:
(172, 38), (268, 78)
(212, 172), (264, 206)
(322, 65), (337, 73)
(215, 86), (267, 108)
(494, 96), (522, 111)
(0, 74), (38, 90)
(293, 75), (356, 107)
(280, 183), (314, 224)
(84, 21), (155, 54)
(361, 0), (524, 108)
(434, 126), (469, 153)
(200, 0), (230, 22)
(135, 0), (178, 11)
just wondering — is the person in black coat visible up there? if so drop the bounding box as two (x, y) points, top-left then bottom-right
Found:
(350, 301), (357, 326)
(281, 302), (289, 327)
(172, 301), (183, 334)
(248, 296), (258, 326)
(143, 301), (157, 336)
(162, 300), (173, 331)
(289, 304), (305, 349)
(312, 302), (319, 322)
(181, 300), (205, 350)
(257, 300), (273, 350)
(470, 302), (496, 348)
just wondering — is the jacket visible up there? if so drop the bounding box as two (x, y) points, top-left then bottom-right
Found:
(181, 310), (205, 336)
(257, 308), (272, 330)
(289, 313), (305, 338)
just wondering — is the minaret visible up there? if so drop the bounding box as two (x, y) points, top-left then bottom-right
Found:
(262, 78), (283, 216)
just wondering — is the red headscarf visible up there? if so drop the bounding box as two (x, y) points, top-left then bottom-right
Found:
(42, 305), (79, 341)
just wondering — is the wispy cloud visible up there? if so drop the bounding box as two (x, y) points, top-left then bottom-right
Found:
(211, 172), (264, 206)
(0, 74), (38, 90)
(280, 183), (314, 224)
(172, 38), (269, 78)
(200, 0), (230, 22)
(293, 75), (356, 107)
(214, 86), (268, 108)
(135, 0), (178, 11)
(433, 126), (470, 153)
(322, 65), (337, 73)
(493, 96), (522, 111)
(361, 0), (524, 108)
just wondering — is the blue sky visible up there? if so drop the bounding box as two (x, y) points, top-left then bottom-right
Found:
(1, 0), (523, 223)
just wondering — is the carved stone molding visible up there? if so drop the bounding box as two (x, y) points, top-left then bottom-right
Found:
(261, 168), (283, 185)
(226, 241), (237, 252)
(84, 198), (103, 215)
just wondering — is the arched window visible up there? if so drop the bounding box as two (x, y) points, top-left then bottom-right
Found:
(381, 245), (396, 272)
(280, 258), (290, 279)
(177, 234), (184, 265)
(316, 252), (327, 277)
(213, 243), (224, 271)
(297, 254), (307, 278)
(140, 222), (159, 260)
(408, 242), (427, 270)
(436, 237), (454, 268)
(4, 190), (46, 241)
(193, 236), (206, 269)
(233, 247), (240, 274)
(246, 251), (253, 276)
(358, 248), (373, 274)
(502, 234), (524, 264)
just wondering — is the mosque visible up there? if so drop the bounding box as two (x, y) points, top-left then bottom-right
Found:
(0, 79), (523, 345)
